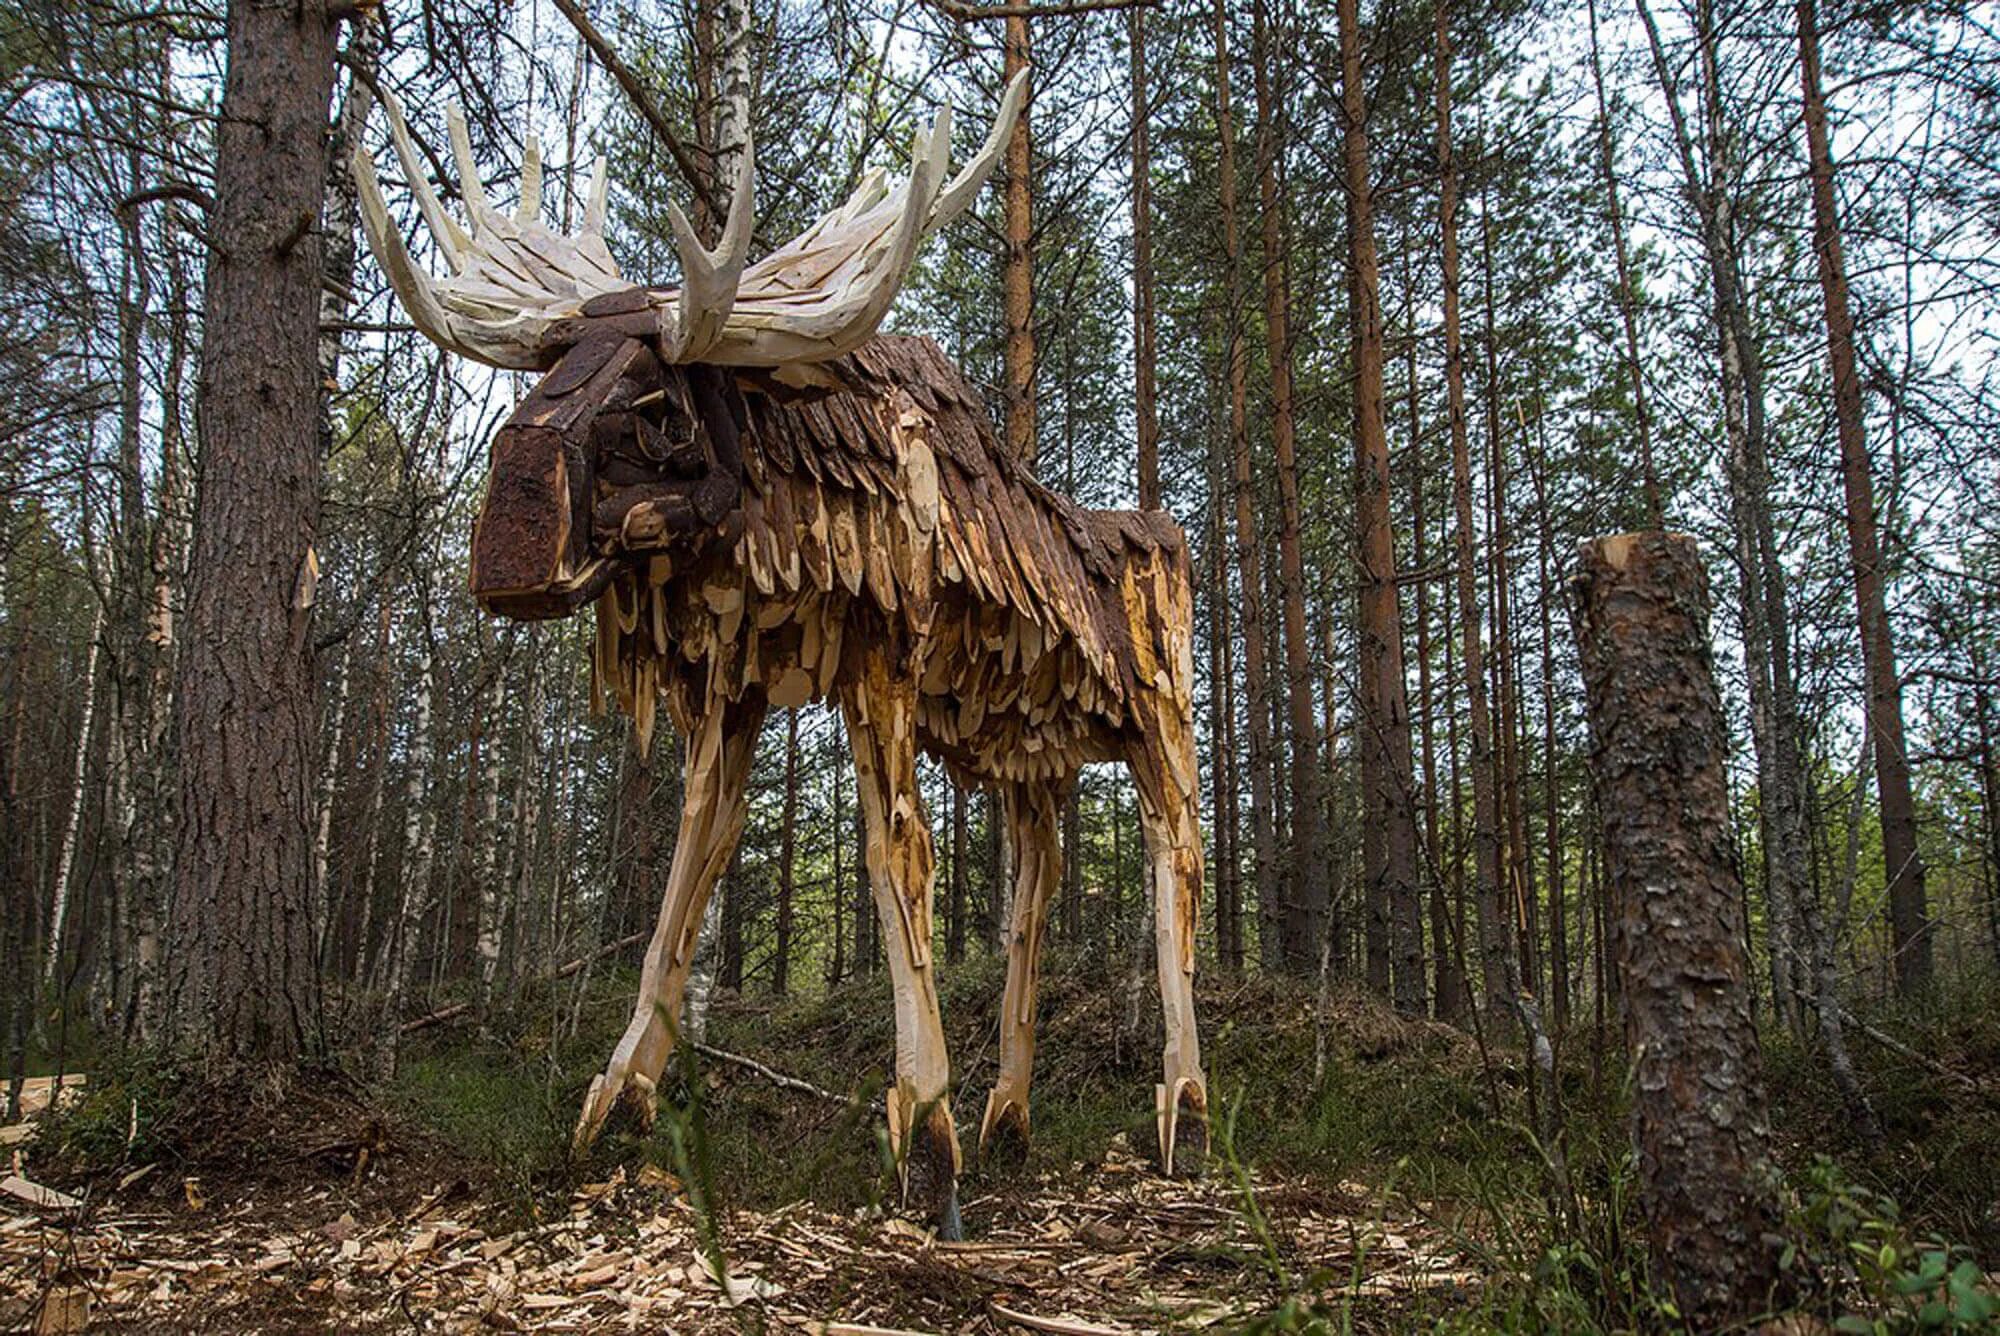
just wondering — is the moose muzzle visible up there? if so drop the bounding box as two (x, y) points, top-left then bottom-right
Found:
(469, 330), (744, 620)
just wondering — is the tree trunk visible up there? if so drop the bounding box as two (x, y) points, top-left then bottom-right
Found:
(949, 782), (968, 963)
(45, 612), (103, 989)
(1585, 0), (1662, 527)
(1574, 531), (1785, 1329)
(1411, 335), (1462, 1020)
(377, 620), (439, 1069)
(1131, 6), (1159, 510)
(1797, 0), (1930, 994)
(774, 708), (799, 996)
(1252, 0), (1326, 974)
(1339, 0), (1422, 1013)
(1437, 0), (1508, 1015)
(1003, 15), (1037, 469)
(163, 0), (337, 1062)
(1212, 0), (1279, 975)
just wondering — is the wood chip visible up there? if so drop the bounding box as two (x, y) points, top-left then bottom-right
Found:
(1, 1174), (79, 1211)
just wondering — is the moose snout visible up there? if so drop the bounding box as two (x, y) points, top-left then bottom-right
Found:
(469, 334), (745, 622)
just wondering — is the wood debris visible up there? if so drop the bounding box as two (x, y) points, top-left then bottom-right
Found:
(0, 1144), (1469, 1332)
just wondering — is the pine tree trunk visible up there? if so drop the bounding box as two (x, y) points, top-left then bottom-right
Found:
(1797, 0), (1930, 993)
(1340, 0), (1423, 1013)
(163, 0), (337, 1061)
(1131, 6), (1159, 510)
(1252, 0), (1328, 974)
(1411, 338), (1462, 1020)
(1575, 531), (1786, 1329)
(1212, 0), (1280, 974)
(1437, 0), (1508, 1015)
(1585, 0), (1662, 527)
(1003, 15), (1037, 469)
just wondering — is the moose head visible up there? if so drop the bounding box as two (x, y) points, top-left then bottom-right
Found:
(352, 77), (1027, 619)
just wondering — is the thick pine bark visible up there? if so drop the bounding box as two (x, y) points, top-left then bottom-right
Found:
(1797, 0), (1930, 993)
(1436, 0), (1507, 1015)
(1252, 0), (1327, 973)
(163, 0), (338, 1062)
(1213, 0), (1279, 973)
(1575, 531), (1785, 1329)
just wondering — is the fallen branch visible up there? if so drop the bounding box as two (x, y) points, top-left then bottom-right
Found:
(690, 1043), (863, 1108)
(1839, 1006), (2000, 1105)
(399, 931), (648, 1034)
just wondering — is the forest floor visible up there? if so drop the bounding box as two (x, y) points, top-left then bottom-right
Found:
(1, 1106), (1470, 1333)
(6, 957), (1999, 1332)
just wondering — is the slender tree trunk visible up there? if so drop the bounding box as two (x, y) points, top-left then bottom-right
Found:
(377, 619), (439, 1070)
(46, 613), (104, 989)
(1253, 0), (1327, 974)
(1131, 5), (1159, 509)
(1585, 0), (1662, 527)
(1340, 0), (1422, 1013)
(1637, 0), (1815, 1026)
(1575, 531), (1786, 1329)
(1527, 433), (1568, 1028)
(1213, 0), (1279, 974)
(1438, 0), (1508, 1014)
(1003, 15), (1037, 469)
(949, 782), (968, 963)
(470, 647), (508, 999)
(774, 708), (799, 996)
(163, 0), (337, 1062)
(1797, 0), (1930, 993)
(1412, 335), (1462, 1020)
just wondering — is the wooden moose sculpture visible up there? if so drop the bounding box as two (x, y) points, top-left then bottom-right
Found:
(354, 77), (1208, 1232)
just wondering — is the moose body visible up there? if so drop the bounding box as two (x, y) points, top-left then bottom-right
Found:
(353, 79), (1207, 1233)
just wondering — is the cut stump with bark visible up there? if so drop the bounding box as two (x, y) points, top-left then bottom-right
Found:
(1574, 530), (1787, 1329)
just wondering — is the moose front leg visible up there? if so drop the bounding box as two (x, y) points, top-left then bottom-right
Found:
(979, 780), (1064, 1163)
(574, 686), (766, 1148)
(842, 658), (962, 1238)
(1129, 696), (1211, 1179)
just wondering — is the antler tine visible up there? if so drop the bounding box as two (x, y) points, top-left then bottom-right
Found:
(818, 107), (950, 359)
(352, 146), (467, 356)
(668, 133), (757, 362)
(378, 86), (469, 271)
(927, 68), (1029, 239)
(583, 154), (609, 235)
(517, 131), (543, 225)
(446, 103), (503, 233)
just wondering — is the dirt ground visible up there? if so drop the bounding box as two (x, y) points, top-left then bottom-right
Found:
(2, 1075), (1472, 1334)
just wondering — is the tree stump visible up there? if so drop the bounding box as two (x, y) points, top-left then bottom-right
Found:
(1573, 531), (1786, 1328)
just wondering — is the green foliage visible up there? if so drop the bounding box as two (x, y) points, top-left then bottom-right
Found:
(1791, 1158), (2000, 1334)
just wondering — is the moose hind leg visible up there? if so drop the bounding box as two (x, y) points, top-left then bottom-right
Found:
(574, 687), (765, 1149)
(978, 778), (1066, 1165)
(1129, 693), (1211, 1178)
(843, 659), (962, 1236)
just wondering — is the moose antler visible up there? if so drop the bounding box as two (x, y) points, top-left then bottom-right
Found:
(353, 73), (1027, 372)
(353, 90), (630, 369)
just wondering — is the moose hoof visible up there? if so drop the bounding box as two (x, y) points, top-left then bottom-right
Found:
(573, 1067), (658, 1152)
(978, 1093), (1030, 1168)
(902, 1106), (963, 1241)
(1156, 1078), (1209, 1180)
